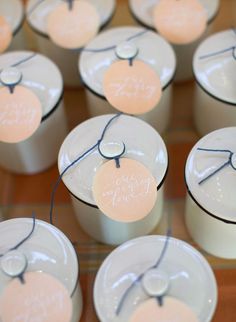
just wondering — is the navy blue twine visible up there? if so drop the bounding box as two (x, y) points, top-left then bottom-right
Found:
(197, 148), (235, 185)
(49, 113), (123, 225)
(116, 214), (172, 315)
(199, 28), (236, 60)
(0, 213), (36, 283)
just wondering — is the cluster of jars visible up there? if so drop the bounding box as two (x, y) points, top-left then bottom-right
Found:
(0, 1), (235, 322)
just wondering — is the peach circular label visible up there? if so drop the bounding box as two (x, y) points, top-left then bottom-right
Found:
(153, 0), (207, 44)
(0, 16), (12, 53)
(92, 158), (157, 222)
(103, 60), (162, 115)
(47, 1), (100, 49)
(129, 297), (199, 322)
(0, 272), (72, 322)
(0, 86), (42, 143)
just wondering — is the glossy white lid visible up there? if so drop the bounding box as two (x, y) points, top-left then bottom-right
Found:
(193, 29), (236, 105)
(94, 235), (217, 322)
(79, 26), (176, 96)
(26, 0), (116, 35)
(129, 0), (219, 29)
(0, 0), (24, 34)
(0, 51), (63, 117)
(58, 114), (168, 205)
(0, 218), (78, 296)
(185, 127), (236, 223)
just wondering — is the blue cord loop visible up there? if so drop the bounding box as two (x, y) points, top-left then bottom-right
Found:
(197, 148), (235, 185)
(0, 213), (36, 283)
(49, 113), (123, 225)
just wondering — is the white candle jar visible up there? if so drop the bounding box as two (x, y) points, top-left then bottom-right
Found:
(58, 114), (168, 245)
(193, 29), (236, 136)
(26, 0), (116, 87)
(128, 0), (220, 82)
(79, 26), (176, 134)
(0, 218), (83, 322)
(94, 235), (217, 322)
(0, 0), (26, 51)
(185, 127), (236, 259)
(0, 51), (67, 174)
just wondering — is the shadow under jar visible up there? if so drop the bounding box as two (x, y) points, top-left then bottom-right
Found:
(79, 26), (176, 134)
(0, 51), (68, 174)
(185, 127), (236, 259)
(0, 0), (26, 51)
(94, 235), (217, 322)
(58, 114), (168, 245)
(0, 218), (83, 322)
(128, 0), (220, 82)
(193, 29), (236, 136)
(26, 0), (116, 87)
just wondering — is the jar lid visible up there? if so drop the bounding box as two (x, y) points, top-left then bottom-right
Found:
(193, 29), (236, 105)
(185, 127), (236, 223)
(0, 0), (24, 35)
(94, 235), (217, 322)
(26, 0), (116, 36)
(128, 0), (219, 29)
(58, 114), (168, 206)
(0, 218), (78, 296)
(0, 51), (63, 118)
(79, 26), (176, 97)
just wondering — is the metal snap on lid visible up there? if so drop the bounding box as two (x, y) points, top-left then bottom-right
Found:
(1, 250), (27, 277)
(79, 26), (176, 97)
(193, 29), (236, 105)
(0, 67), (22, 86)
(128, 0), (219, 29)
(185, 127), (236, 223)
(0, 0), (24, 35)
(99, 139), (125, 159)
(142, 269), (169, 297)
(94, 235), (217, 322)
(0, 218), (78, 296)
(116, 42), (139, 60)
(58, 114), (168, 206)
(26, 0), (116, 36)
(0, 51), (63, 117)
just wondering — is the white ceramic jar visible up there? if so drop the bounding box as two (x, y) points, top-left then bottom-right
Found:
(58, 114), (168, 245)
(26, 0), (116, 87)
(193, 29), (236, 136)
(185, 127), (236, 259)
(79, 26), (176, 133)
(128, 0), (220, 82)
(0, 218), (82, 322)
(0, 51), (67, 174)
(0, 0), (25, 51)
(94, 235), (217, 322)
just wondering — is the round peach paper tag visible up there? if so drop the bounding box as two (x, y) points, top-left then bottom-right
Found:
(103, 60), (162, 115)
(0, 271), (72, 322)
(129, 297), (199, 322)
(153, 0), (207, 45)
(92, 158), (157, 222)
(0, 86), (42, 143)
(0, 16), (12, 53)
(47, 0), (100, 49)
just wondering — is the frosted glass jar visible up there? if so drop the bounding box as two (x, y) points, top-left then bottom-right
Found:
(0, 218), (83, 322)
(193, 29), (236, 136)
(185, 127), (236, 258)
(26, 0), (116, 87)
(0, 0), (26, 51)
(79, 26), (176, 134)
(128, 0), (220, 81)
(58, 114), (168, 245)
(94, 235), (217, 322)
(0, 51), (67, 174)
